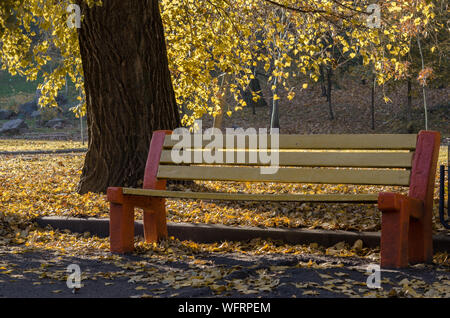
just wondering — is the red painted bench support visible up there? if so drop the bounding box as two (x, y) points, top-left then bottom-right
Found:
(107, 130), (171, 253)
(378, 130), (440, 268)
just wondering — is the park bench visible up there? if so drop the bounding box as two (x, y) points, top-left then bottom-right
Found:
(107, 130), (440, 268)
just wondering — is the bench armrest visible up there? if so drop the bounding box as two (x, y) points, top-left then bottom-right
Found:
(107, 187), (124, 204)
(378, 192), (424, 219)
(107, 186), (155, 208)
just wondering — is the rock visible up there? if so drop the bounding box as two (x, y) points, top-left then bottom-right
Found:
(0, 119), (28, 135)
(0, 109), (15, 120)
(30, 110), (41, 119)
(18, 101), (38, 116)
(52, 122), (64, 129)
(44, 118), (65, 128)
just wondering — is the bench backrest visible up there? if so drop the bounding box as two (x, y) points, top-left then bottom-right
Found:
(144, 132), (423, 188)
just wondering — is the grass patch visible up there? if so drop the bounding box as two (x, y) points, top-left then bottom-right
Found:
(0, 71), (39, 97)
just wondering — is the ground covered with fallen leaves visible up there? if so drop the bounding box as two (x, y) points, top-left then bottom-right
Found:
(0, 149), (447, 233)
(0, 231), (449, 298)
(0, 142), (449, 298)
(0, 139), (85, 152)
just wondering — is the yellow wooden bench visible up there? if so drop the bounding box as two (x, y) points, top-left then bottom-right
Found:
(107, 130), (440, 268)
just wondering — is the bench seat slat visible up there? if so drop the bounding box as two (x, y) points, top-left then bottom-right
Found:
(122, 188), (379, 202)
(160, 150), (413, 168)
(163, 134), (417, 150)
(157, 165), (411, 186)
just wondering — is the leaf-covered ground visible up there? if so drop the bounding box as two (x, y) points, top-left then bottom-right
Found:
(0, 139), (85, 152)
(0, 149), (447, 233)
(0, 144), (449, 298)
(0, 230), (449, 298)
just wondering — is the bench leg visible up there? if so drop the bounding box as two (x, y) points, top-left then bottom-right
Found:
(109, 202), (135, 253)
(143, 198), (168, 243)
(380, 198), (410, 268)
(408, 209), (433, 265)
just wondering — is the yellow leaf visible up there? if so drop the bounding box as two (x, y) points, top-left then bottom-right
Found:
(303, 290), (319, 296)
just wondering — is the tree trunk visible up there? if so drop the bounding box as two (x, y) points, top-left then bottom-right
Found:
(270, 77), (280, 131)
(406, 79), (412, 132)
(371, 74), (375, 130)
(242, 67), (267, 115)
(65, 74), (69, 96)
(76, 0), (180, 194)
(213, 74), (230, 130)
(327, 67), (334, 120)
(213, 91), (224, 130)
(213, 108), (223, 129)
(319, 65), (327, 98)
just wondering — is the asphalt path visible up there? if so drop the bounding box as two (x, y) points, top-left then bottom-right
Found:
(0, 245), (448, 299)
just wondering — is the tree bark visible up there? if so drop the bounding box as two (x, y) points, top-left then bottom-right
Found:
(213, 74), (230, 130)
(327, 67), (334, 120)
(371, 74), (375, 130)
(76, 0), (180, 194)
(270, 77), (280, 131)
(406, 79), (412, 132)
(319, 65), (327, 98)
(242, 67), (267, 115)
(213, 108), (223, 129)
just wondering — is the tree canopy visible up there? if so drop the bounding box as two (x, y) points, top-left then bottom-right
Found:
(0, 0), (444, 125)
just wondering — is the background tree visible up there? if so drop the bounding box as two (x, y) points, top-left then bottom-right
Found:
(406, 0), (449, 130)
